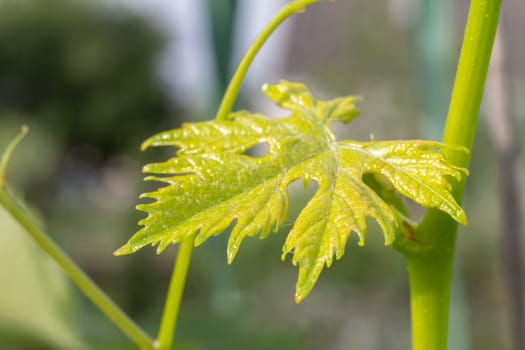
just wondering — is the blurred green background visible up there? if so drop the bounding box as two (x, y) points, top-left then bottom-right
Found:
(0, 0), (524, 349)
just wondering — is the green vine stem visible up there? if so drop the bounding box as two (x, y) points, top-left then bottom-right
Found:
(402, 0), (502, 349)
(155, 1), (328, 347)
(0, 129), (154, 350)
(156, 234), (195, 350)
(214, 0), (326, 121)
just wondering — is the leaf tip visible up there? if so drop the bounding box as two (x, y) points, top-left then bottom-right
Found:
(194, 232), (206, 246)
(294, 293), (305, 304)
(357, 233), (366, 247)
(113, 245), (134, 256)
(281, 247), (292, 262)
(457, 210), (468, 226)
(156, 240), (171, 254)
(226, 245), (238, 265)
(227, 234), (246, 264)
(140, 139), (151, 151)
(294, 281), (314, 303)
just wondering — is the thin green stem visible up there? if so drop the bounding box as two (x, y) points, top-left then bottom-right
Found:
(0, 125), (28, 188)
(0, 188), (154, 350)
(156, 234), (195, 350)
(404, 1), (502, 349)
(214, 0), (326, 120)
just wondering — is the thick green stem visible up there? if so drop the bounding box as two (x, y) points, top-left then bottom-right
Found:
(156, 234), (195, 350)
(407, 256), (453, 350)
(214, 0), (325, 120)
(441, 0), (502, 178)
(0, 189), (154, 350)
(404, 1), (502, 349)
(405, 214), (457, 350)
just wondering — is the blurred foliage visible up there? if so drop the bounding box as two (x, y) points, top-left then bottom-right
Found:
(0, 206), (87, 349)
(0, 0), (174, 157)
(0, 0), (178, 348)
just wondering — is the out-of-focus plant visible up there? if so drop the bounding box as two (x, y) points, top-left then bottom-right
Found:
(0, 0), (172, 156)
(0, 0), (502, 349)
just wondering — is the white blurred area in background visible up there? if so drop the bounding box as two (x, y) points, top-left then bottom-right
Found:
(108, 0), (291, 115)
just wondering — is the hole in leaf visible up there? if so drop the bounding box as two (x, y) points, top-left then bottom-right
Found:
(242, 142), (269, 158)
(402, 197), (426, 221)
(286, 178), (319, 217)
(362, 173), (426, 221)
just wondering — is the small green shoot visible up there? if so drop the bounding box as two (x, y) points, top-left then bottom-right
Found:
(0, 125), (28, 189)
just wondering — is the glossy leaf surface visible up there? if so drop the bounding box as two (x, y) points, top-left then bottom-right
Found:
(116, 81), (467, 302)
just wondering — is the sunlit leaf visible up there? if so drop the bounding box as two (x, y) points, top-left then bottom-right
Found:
(116, 80), (467, 302)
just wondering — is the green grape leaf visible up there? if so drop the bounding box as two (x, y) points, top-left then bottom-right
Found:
(115, 80), (467, 302)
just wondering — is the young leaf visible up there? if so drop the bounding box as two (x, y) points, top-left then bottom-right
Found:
(115, 80), (467, 302)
